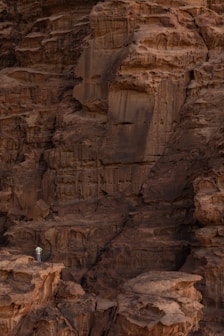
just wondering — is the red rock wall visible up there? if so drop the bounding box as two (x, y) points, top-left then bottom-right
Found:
(0, 0), (224, 335)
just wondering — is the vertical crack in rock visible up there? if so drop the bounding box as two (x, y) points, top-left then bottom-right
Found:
(81, 213), (130, 288)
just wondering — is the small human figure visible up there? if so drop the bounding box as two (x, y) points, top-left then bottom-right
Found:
(36, 246), (43, 262)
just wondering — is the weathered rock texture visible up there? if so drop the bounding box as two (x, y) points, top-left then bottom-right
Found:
(0, 252), (64, 335)
(0, 257), (203, 336)
(0, 0), (224, 334)
(113, 271), (203, 336)
(182, 170), (224, 336)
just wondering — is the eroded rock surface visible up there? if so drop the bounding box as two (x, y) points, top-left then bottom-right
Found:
(0, 255), (203, 336)
(5, 197), (130, 282)
(182, 170), (224, 336)
(0, 0), (224, 334)
(0, 252), (64, 335)
(111, 271), (203, 336)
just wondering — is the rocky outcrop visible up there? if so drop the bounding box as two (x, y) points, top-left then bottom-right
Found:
(0, 254), (203, 336)
(182, 170), (224, 335)
(111, 271), (203, 336)
(0, 252), (64, 335)
(0, 0), (224, 334)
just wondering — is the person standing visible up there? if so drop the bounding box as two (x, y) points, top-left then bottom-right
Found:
(36, 246), (43, 262)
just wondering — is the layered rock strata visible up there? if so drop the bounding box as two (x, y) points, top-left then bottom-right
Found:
(0, 252), (64, 335)
(182, 170), (224, 335)
(5, 197), (130, 282)
(0, 255), (203, 336)
(111, 271), (203, 336)
(0, 0), (224, 335)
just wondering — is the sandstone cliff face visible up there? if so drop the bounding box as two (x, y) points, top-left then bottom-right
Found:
(0, 0), (224, 335)
(0, 257), (202, 336)
(0, 253), (64, 335)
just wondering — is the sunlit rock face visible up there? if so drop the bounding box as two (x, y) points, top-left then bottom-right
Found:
(0, 255), (202, 336)
(0, 0), (224, 335)
(0, 252), (64, 335)
(109, 271), (203, 336)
